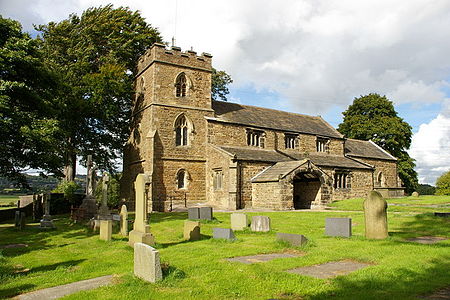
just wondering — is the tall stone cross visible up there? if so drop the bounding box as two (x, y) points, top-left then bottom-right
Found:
(86, 155), (97, 196)
(98, 172), (110, 218)
(363, 191), (388, 239)
(128, 173), (155, 247)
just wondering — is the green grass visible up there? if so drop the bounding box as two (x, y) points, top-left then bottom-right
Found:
(0, 197), (449, 300)
(0, 194), (20, 209)
(328, 195), (450, 213)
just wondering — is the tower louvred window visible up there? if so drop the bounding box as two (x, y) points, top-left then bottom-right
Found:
(175, 73), (187, 97)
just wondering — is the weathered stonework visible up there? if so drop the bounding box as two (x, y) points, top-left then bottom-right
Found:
(121, 43), (403, 211)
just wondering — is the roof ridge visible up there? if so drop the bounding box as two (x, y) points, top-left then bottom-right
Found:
(212, 100), (320, 120)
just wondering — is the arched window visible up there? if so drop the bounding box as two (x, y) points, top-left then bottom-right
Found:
(175, 115), (189, 146)
(177, 170), (187, 189)
(139, 77), (145, 92)
(175, 73), (187, 97)
(377, 172), (385, 187)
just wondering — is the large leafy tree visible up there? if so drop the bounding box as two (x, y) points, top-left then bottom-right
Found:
(0, 16), (63, 186)
(435, 170), (450, 195)
(37, 5), (162, 181)
(212, 68), (233, 101)
(338, 93), (418, 193)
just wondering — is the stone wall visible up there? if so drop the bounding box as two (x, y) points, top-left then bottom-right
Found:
(205, 145), (235, 209)
(239, 162), (273, 208)
(208, 121), (344, 155)
(353, 158), (398, 188)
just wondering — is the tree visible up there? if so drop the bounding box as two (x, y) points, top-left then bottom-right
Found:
(37, 5), (162, 181)
(417, 184), (436, 195)
(211, 68), (233, 101)
(337, 93), (418, 193)
(0, 16), (63, 186)
(435, 170), (450, 195)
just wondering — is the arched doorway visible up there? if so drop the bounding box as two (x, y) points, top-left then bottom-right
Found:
(293, 171), (322, 209)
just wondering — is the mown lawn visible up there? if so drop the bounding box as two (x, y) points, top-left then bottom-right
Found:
(0, 197), (449, 300)
(328, 195), (450, 213)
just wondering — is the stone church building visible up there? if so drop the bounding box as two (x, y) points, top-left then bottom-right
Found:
(121, 43), (404, 211)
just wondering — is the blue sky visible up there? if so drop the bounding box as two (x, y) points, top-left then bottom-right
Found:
(2, 0), (450, 184)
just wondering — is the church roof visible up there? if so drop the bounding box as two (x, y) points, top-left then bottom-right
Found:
(211, 101), (343, 139)
(217, 146), (372, 169)
(344, 139), (397, 161)
(251, 160), (309, 182)
(218, 146), (292, 162)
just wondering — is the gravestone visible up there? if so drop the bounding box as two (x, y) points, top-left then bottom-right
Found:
(99, 220), (112, 241)
(128, 174), (155, 247)
(32, 194), (43, 221)
(15, 211), (26, 230)
(363, 191), (388, 239)
(276, 233), (308, 247)
(213, 228), (236, 241)
(134, 243), (162, 283)
(250, 216), (271, 232)
(120, 205), (128, 236)
(78, 155), (98, 219)
(231, 213), (248, 231)
(199, 207), (213, 220)
(98, 172), (111, 219)
(434, 212), (450, 218)
(411, 191), (419, 197)
(14, 211), (21, 227)
(40, 194), (55, 229)
(287, 260), (370, 279)
(325, 218), (352, 237)
(184, 220), (201, 241)
(188, 207), (200, 220)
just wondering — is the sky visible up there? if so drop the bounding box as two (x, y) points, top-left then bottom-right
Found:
(1, 0), (450, 184)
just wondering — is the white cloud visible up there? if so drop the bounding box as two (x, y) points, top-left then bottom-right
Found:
(409, 105), (450, 184)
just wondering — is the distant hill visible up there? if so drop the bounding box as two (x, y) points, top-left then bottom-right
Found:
(0, 174), (86, 194)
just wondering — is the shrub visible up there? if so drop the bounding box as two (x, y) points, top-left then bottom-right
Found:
(95, 173), (121, 208)
(52, 180), (81, 203)
(435, 170), (450, 196)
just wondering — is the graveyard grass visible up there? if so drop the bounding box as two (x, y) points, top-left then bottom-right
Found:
(0, 196), (449, 299)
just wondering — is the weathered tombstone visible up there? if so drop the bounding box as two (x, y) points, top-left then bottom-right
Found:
(231, 213), (248, 231)
(199, 207), (213, 220)
(15, 212), (26, 230)
(40, 194), (55, 229)
(213, 228), (236, 241)
(325, 218), (352, 238)
(411, 191), (419, 197)
(99, 220), (112, 241)
(276, 232), (308, 247)
(134, 243), (162, 283)
(98, 172), (111, 218)
(188, 207), (200, 220)
(183, 220), (200, 241)
(32, 194), (43, 221)
(14, 211), (21, 228)
(250, 216), (271, 232)
(128, 174), (155, 247)
(363, 191), (388, 239)
(120, 205), (128, 236)
(78, 155), (98, 219)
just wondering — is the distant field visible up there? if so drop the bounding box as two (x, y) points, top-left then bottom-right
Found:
(329, 195), (450, 212)
(0, 194), (20, 209)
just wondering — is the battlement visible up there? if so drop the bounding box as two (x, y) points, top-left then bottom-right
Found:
(136, 43), (212, 76)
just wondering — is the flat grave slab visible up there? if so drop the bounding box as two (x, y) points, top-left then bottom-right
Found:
(0, 243), (28, 249)
(406, 236), (448, 244)
(227, 252), (302, 264)
(419, 285), (450, 299)
(286, 260), (370, 279)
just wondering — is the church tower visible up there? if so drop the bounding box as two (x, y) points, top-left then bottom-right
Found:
(121, 43), (214, 211)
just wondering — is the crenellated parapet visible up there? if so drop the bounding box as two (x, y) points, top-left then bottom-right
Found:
(136, 43), (212, 76)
